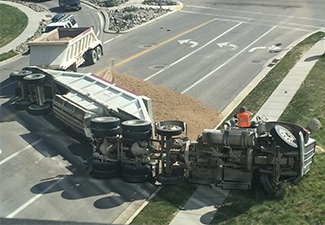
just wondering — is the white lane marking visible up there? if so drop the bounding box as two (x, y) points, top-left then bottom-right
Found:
(180, 10), (318, 32)
(0, 130), (57, 166)
(6, 175), (68, 218)
(181, 26), (276, 94)
(186, 5), (325, 23)
(144, 22), (243, 81)
(103, 34), (122, 45)
(0, 149), (2, 155)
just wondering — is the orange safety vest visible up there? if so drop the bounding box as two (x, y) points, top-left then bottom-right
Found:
(236, 112), (251, 127)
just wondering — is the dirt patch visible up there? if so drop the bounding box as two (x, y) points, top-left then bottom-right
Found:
(316, 145), (325, 154)
(96, 68), (222, 140)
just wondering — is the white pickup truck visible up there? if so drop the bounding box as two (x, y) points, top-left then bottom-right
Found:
(28, 27), (103, 71)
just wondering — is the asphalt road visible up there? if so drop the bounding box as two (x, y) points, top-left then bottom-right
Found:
(0, 0), (324, 224)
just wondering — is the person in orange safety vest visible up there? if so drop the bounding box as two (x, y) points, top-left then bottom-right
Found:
(234, 106), (253, 128)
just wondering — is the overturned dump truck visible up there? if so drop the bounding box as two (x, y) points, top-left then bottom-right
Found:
(10, 67), (316, 193)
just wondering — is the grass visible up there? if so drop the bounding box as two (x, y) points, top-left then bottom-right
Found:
(131, 181), (198, 225)
(211, 153), (325, 225)
(0, 3), (28, 61)
(132, 31), (325, 224)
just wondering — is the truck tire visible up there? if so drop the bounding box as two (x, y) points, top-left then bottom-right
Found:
(120, 173), (152, 183)
(120, 163), (152, 183)
(156, 125), (182, 137)
(88, 49), (97, 64)
(157, 174), (183, 185)
(90, 168), (120, 179)
(270, 125), (298, 151)
(121, 163), (151, 175)
(23, 73), (46, 85)
(122, 120), (152, 132)
(27, 103), (51, 115)
(91, 126), (121, 137)
(96, 46), (102, 60)
(10, 70), (32, 81)
(92, 158), (120, 171)
(122, 130), (151, 140)
(91, 117), (120, 129)
(260, 173), (275, 193)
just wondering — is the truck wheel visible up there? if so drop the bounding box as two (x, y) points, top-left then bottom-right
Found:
(122, 120), (152, 132)
(91, 117), (120, 129)
(157, 174), (183, 185)
(91, 126), (121, 137)
(90, 168), (120, 179)
(88, 49), (97, 64)
(27, 103), (51, 115)
(122, 130), (151, 140)
(156, 125), (182, 137)
(15, 100), (31, 110)
(260, 173), (275, 193)
(92, 158), (120, 171)
(120, 163), (152, 183)
(10, 70), (33, 81)
(270, 125), (298, 151)
(23, 73), (46, 85)
(120, 173), (152, 183)
(96, 46), (102, 60)
(121, 163), (151, 175)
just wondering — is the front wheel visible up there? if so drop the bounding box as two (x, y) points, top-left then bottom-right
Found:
(270, 125), (298, 151)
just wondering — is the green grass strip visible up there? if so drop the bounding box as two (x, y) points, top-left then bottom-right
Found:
(0, 3), (28, 48)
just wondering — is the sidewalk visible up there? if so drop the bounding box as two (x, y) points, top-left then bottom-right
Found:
(169, 36), (325, 225)
(0, 1), (51, 54)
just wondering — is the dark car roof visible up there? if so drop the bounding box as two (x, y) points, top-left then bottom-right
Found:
(51, 13), (65, 22)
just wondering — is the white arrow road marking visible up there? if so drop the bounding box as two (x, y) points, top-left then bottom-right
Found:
(217, 42), (229, 48)
(178, 39), (198, 48)
(229, 44), (238, 51)
(268, 45), (282, 53)
(248, 46), (267, 52)
(217, 42), (238, 51)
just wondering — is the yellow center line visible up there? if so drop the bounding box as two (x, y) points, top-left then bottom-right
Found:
(114, 18), (215, 67)
(0, 110), (24, 123)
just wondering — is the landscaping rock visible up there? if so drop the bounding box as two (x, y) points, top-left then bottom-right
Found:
(307, 118), (322, 131)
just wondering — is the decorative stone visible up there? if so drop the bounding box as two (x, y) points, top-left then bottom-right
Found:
(307, 118), (322, 131)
